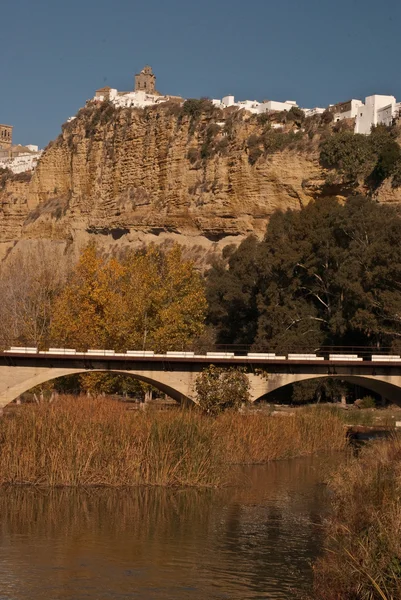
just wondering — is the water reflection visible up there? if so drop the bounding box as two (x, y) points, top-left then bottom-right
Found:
(0, 456), (333, 599)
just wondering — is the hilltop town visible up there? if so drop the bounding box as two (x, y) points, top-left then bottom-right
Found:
(2, 64), (401, 178)
(0, 124), (42, 174)
(93, 65), (401, 135)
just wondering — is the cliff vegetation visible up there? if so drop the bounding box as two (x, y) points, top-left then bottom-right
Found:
(2, 99), (401, 264)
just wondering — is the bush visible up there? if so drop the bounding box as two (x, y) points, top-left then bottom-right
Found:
(320, 126), (401, 188)
(215, 137), (230, 156)
(287, 106), (305, 125)
(182, 98), (214, 120)
(195, 366), (251, 415)
(359, 395), (376, 409)
(320, 131), (375, 183)
(0, 167), (12, 190)
(187, 147), (199, 164)
(321, 110), (334, 124)
(248, 146), (263, 165)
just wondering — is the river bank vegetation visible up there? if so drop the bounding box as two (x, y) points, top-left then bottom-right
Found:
(0, 398), (346, 487)
(314, 436), (401, 600)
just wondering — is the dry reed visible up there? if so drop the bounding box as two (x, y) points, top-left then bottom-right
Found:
(0, 398), (221, 487)
(215, 406), (347, 464)
(313, 436), (401, 600)
(0, 397), (347, 487)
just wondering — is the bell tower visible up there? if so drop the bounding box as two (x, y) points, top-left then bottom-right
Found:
(0, 124), (13, 150)
(134, 65), (156, 94)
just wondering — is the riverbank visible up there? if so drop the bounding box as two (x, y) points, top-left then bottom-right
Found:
(0, 397), (347, 487)
(313, 435), (401, 600)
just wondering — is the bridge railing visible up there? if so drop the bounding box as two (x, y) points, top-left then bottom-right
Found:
(1, 343), (401, 362)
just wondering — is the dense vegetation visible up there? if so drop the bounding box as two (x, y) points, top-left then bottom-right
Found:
(207, 196), (401, 352)
(195, 365), (251, 414)
(56, 99), (401, 193)
(320, 124), (401, 189)
(314, 436), (401, 600)
(0, 398), (346, 487)
(0, 242), (206, 395)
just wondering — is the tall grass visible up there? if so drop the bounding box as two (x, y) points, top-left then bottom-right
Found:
(215, 406), (346, 464)
(0, 398), (347, 487)
(0, 398), (221, 487)
(313, 436), (401, 600)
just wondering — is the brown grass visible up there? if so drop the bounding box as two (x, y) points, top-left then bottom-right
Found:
(313, 436), (401, 600)
(215, 405), (347, 464)
(0, 398), (221, 487)
(0, 398), (347, 487)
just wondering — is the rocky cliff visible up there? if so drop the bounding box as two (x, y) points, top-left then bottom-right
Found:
(1, 101), (398, 264)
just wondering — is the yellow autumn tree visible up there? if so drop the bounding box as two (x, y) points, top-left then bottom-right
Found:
(50, 243), (207, 353)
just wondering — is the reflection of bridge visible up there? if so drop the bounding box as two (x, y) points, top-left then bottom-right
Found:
(1, 348), (401, 407)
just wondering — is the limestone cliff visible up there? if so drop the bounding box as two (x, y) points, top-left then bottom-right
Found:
(2, 101), (394, 264)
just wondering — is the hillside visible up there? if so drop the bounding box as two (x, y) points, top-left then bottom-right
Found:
(1, 100), (400, 264)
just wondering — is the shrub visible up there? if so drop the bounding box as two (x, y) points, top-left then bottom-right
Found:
(369, 140), (401, 187)
(320, 131), (375, 183)
(247, 134), (263, 164)
(287, 106), (305, 125)
(200, 123), (222, 159)
(187, 147), (199, 164)
(256, 112), (271, 126)
(182, 98), (214, 120)
(359, 395), (376, 409)
(392, 161), (401, 187)
(195, 366), (251, 415)
(215, 137), (230, 156)
(0, 167), (12, 190)
(320, 110), (334, 124)
(248, 146), (263, 165)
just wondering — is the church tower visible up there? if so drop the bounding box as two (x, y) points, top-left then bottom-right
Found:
(134, 65), (156, 94)
(0, 124), (13, 150)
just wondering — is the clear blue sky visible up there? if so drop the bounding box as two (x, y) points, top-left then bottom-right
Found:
(1, 0), (400, 148)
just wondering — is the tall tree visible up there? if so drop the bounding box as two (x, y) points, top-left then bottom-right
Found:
(206, 236), (260, 344)
(51, 243), (207, 352)
(206, 196), (401, 352)
(0, 243), (67, 348)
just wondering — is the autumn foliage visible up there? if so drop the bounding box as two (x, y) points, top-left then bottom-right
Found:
(50, 243), (207, 352)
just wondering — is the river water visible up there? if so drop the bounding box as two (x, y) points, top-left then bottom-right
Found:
(0, 456), (334, 600)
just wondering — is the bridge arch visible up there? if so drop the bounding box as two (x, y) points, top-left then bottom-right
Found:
(258, 373), (401, 405)
(0, 367), (195, 408)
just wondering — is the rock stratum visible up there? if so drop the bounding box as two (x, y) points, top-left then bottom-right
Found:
(1, 101), (399, 264)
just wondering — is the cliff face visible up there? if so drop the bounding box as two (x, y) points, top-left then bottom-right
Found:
(2, 102), (396, 264)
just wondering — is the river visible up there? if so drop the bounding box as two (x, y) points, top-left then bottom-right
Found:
(0, 456), (335, 599)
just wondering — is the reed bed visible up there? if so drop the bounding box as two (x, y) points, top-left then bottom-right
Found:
(0, 398), (221, 487)
(215, 405), (347, 464)
(313, 436), (401, 600)
(0, 397), (347, 487)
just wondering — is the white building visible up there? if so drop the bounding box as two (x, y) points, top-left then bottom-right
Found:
(0, 150), (42, 174)
(331, 99), (364, 122)
(355, 95), (397, 134)
(302, 107), (326, 118)
(260, 100), (298, 113)
(93, 87), (181, 110)
(211, 95), (299, 115)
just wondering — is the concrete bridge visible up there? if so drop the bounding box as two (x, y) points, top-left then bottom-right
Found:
(1, 348), (401, 407)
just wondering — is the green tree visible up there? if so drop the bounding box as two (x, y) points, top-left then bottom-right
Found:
(320, 131), (375, 183)
(195, 365), (251, 415)
(206, 196), (401, 352)
(206, 237), (260, 344)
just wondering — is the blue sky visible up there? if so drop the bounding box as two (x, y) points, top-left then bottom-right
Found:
(1, 0), (400, 148)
